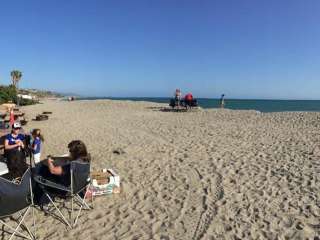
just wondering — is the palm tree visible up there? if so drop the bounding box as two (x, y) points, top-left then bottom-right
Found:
(10, 70), (22, 88)
(10, 70), (22, 105)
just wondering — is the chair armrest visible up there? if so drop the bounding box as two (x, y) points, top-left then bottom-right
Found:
(33, 175), (71, 192)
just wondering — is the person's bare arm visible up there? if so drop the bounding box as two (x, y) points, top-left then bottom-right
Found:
(47, 158), (63, 175)
(4, 139), (22, 150)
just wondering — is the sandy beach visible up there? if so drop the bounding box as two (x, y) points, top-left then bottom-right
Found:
(19, 99), (320, 239)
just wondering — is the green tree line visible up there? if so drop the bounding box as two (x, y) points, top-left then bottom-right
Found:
(1, 70), (38, 105)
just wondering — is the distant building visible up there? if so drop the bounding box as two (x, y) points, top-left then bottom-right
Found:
(17, 94), (35, 100)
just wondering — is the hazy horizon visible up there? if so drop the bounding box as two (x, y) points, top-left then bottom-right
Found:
(78, 95), (320, 101)
(20, 88), (320, 101)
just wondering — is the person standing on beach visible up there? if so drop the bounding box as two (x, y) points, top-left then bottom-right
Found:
(220, 94), (225, 108)
(4, 122), (26, 164)
(4, 122), (25, 152)
(31, 129), (44, 164)
(174, 89), (181, 106)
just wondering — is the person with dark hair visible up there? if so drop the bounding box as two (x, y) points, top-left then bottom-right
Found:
(34, 140), (91, 205)
(220, 94), (225, 108)
(31, 128), (44, 164)
(46, 140), (90, 176)
(4, 122), (29, 172)
(35, 140), (90, 185)
(4, 122), (25, 152)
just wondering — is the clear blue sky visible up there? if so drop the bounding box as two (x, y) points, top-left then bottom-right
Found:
(0, 0), (319, 99)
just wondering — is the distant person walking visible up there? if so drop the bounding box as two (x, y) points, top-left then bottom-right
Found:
(220, 94), (225, 108)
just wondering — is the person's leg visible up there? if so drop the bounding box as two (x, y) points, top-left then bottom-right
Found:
(33, 153), (41, 164)
(186, 100), (191, 109)
(34, 163), (56, 206)
(175, 97), (179, 107)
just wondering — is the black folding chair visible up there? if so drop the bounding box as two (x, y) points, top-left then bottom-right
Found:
(33, 161), (92, 228)
(0, 168), (36, 240)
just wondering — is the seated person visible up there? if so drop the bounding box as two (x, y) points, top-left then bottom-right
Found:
(3, 153), (28, 183)
(184, 93), (194, 106)
(34, 140), (90, 205)
(37, 140), (91, 186)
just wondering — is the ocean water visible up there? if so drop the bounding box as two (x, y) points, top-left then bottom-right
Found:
(79, 97), (320, 113)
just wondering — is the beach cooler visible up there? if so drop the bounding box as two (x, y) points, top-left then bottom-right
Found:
(89, 169), (121, 196)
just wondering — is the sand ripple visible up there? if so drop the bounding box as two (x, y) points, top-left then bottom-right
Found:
(16, 100), (320, 239)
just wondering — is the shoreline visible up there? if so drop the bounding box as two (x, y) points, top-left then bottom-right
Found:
(60, 98), (320, 114)
(71, 97), (320, 113)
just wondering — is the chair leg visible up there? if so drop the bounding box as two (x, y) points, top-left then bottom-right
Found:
(17, 210), (35, 240)
(74, 190), (93, 226)
(0, 207), (34, 240)
(22, 223), (34, 240)
(74, 201), (83, 227)
(13, 208), (35, 240)
(75, 191), (91, 210)
(71, 196), (74, 228)
(0, 219), (31, 240)
(32, 205), (36, 239)
(46, 193), (72, 228)
(30, 179), (36, 239)
(74, 193), (86, 226)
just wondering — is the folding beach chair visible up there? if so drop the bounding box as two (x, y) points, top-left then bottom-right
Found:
(0, 168), (36, 240)
(33, 161), (92, 228)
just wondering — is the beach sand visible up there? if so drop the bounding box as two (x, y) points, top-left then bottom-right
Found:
(17, 99), (320, 239)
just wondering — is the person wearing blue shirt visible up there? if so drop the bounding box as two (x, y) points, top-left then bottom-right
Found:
(31, 129), (44, 163)
(4, 122), (25, 152)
